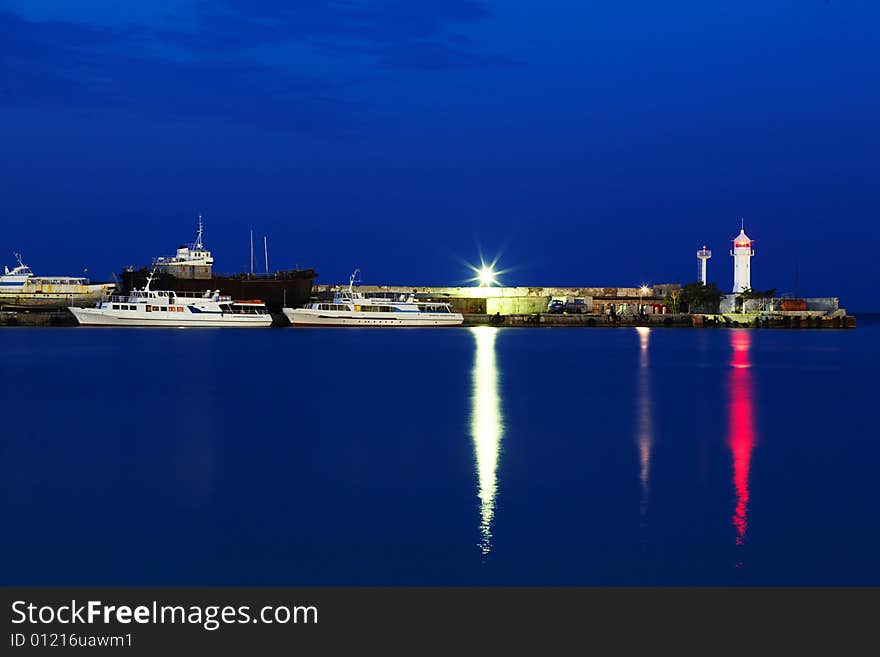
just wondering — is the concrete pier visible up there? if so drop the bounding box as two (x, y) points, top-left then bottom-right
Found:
(313, 283), (852, 327)
(311, 283), (679, 315)
(0, 307), (856, 329)
(0, 310), (77, 327)
(464, 313), (856, 328)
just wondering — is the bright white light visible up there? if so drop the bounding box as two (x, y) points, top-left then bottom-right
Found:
(466, 255), (505, 287)
(640, 285), (650, 296)
(470, 327), (502, 556)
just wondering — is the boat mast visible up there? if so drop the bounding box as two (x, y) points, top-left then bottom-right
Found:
(349, 268), (360, 295)
(264, 236), (269, 275)
(250, 230), (254, 275)
(194, 214), (204, 250)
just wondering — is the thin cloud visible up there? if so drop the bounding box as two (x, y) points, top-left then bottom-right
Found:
(0, 10), (363, 135)
(154, 0), (515, 72)
(0, 2), (516, 133)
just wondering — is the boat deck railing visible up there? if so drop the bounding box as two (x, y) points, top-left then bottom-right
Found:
(108, 292), (233, 303)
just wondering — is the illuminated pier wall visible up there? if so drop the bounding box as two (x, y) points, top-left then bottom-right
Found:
(311, 284), (681, 316)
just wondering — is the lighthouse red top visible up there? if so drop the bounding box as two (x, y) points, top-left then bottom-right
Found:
(733, 228), (752, 249)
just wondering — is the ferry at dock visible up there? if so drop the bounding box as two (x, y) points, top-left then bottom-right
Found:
(0, 253), (114, 310)
(69, 271), (272, 327)
(283, 270), (463, 327)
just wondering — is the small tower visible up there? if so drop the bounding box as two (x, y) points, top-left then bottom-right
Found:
(730, 219), (754, 293)
(696, 245), (712, 285)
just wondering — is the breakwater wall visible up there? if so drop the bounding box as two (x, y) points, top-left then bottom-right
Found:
(312, 283), (680, 315)
(0, 310), (857, 329)
(464, 313), (856, 328)
(0, 310), (77, 327)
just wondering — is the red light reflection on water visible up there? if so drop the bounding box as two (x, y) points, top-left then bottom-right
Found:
(728, 330), (754, 548)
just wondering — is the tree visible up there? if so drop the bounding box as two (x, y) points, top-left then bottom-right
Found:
(663, 289), (681, 314)
(679, 281), (722, 314)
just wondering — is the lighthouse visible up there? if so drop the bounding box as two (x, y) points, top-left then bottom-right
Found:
(730, 220), (754, 293)
(696, 245), (712, 285)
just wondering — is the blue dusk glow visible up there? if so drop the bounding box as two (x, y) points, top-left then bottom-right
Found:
(1, 1), (878, 308)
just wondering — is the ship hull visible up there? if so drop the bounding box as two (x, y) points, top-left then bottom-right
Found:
(0, 284), (114, 310)
(69, 307), (272, 328)
(120, 269), (315, 312)
(283, 308), (463, 327)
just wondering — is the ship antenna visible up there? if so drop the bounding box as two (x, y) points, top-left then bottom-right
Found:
(195, 214), (204, 250)
(349, 268), (360, 294)
(14, 252), (24, 268)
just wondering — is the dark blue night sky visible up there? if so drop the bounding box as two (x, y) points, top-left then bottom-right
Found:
(2, 1), (878, 308)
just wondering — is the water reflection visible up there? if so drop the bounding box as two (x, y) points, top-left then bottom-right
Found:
(635, 327), (653, 524)
(727, 330), (755, 554)
(470, 327), (503, 556)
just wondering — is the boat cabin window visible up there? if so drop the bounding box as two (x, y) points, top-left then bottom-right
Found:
(229, 304), (266, 314)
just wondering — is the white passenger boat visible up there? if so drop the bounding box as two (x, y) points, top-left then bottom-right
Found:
(283, 270), (463, 327)
(69, 271), (272, 327)
(0, 253), (114, 309)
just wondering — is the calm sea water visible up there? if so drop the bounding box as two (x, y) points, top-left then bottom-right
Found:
(2, 318), (879, 585)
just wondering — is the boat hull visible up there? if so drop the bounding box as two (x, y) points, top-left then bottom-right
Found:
(69, 307), (272, 328)
(283, 308), (463, 327)
(0, 284), (114, 310)
(120, 269), (316, 312)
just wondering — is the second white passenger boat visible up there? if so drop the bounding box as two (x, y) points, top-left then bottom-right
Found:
(69, 272), (273, 328)
(283, 270), (463, 327)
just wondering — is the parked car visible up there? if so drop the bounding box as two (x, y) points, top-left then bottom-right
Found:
(564, 298), (587, 314)
(547, 299), (565, 314)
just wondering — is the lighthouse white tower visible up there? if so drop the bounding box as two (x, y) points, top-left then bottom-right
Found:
(696, 245), (712, 285)
(730, 220), (754, 293)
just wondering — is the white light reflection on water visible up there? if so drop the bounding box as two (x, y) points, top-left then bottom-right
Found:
(635, 327), (653, 525)
(470, 326), (503, 556)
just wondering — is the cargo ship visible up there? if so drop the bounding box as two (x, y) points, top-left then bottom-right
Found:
(118, 217), (316, 312)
